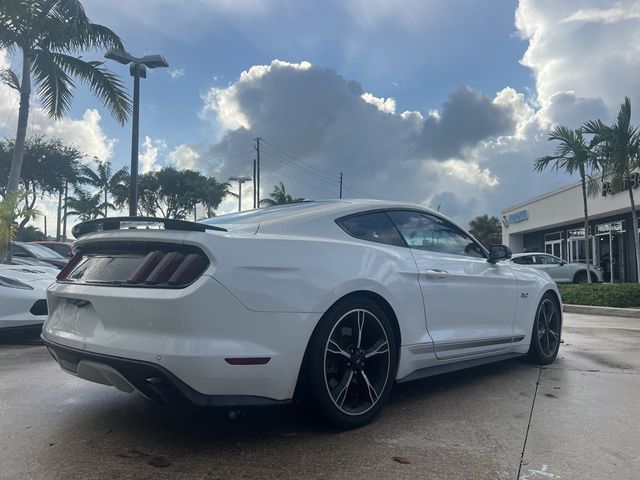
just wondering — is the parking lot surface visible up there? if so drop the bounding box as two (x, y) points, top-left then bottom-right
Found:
(1, 312), (638, 479)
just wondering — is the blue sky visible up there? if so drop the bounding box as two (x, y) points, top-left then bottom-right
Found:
(75, 0), (531, 155)
(2, 0), (639, 224)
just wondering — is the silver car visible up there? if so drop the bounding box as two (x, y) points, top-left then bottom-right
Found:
(510, 253), (603, 283)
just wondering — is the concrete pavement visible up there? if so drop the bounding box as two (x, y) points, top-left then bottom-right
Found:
(1, 313), (638, 479)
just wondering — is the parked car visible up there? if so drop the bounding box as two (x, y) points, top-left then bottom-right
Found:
(10, 256), (60, 269)
(42, 201), (561, 428)
(510, 252), (603, 283)
(0, 264), (58, 332)
(34, 241), (74, 258)
(11, 241), (68, 269)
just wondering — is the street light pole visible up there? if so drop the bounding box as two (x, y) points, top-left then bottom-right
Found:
(130, 64), (142, 216)
(104, 49), (169, 217)
(229, 176), (252, 212)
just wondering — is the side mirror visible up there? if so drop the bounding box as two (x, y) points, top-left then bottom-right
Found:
(559, 261), (566, 266)
(488, 244), (512, 263)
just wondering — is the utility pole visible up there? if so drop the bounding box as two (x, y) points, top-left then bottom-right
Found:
(255, 137), (261, 207)
(339, 172), (343, 199)
(253, 159), (257, 209)
(44, 216), (47, 239)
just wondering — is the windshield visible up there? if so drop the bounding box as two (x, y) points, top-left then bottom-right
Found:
(20, 242), (66, 259)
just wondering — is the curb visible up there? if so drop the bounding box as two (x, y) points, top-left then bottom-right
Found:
(563, 304), (640, 318)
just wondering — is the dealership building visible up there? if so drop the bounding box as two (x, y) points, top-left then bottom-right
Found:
(501, 174), (640, 283)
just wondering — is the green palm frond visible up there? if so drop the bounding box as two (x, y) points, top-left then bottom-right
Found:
(51, 53), (131, 124)
(0, 68), (20, 90)
(31, 49), (74, 119)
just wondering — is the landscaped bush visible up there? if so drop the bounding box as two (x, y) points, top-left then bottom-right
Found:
(558, 283), (640, 308)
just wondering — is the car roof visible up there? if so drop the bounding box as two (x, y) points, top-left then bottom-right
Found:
(200, 198), (475, 243)
(201, 199), (441, 227)
(512, 252), (549, 257)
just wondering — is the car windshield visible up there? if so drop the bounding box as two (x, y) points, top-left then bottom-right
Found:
(19, 242), (65, 259)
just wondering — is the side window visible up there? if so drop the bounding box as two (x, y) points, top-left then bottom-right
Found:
(387, 210), (486, 258)
(513, 256), (533, 265)
(337, 212), (406, 247)
(541, 255), (560, 265)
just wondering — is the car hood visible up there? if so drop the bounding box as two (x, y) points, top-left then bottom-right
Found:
(0, 265), (58, 291)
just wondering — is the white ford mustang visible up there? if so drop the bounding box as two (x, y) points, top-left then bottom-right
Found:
(1, 264), (57, 332)
(42, 200), (562, 428)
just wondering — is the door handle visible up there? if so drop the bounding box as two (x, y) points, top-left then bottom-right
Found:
(424, 269), (449, 279)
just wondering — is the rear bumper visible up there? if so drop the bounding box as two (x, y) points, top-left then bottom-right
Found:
(43, 276), (321, 400)
(43, 337), (289, 407)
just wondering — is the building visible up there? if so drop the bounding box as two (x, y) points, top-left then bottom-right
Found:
(501, 174), (640, 283)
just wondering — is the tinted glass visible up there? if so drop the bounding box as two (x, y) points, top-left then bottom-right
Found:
(540, 255), (561, 265)
(513, 256), (534, 265)
(19, 243), (65, 259)
(338, 212), (405, 247)
(387, 210), (486, 258)
(45, 244), (71, 257)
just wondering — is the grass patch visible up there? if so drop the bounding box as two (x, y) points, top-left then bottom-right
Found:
(558, 283), (640, 308)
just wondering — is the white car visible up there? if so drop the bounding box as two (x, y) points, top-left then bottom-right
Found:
(42, 200), (561, 428)
(510, 253), (604, 283)
(0, 264), (58, 332)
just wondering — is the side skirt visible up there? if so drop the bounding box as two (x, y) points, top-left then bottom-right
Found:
(396, 352), (523, 384)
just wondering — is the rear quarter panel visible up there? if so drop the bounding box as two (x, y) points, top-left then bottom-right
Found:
(194, 230), (428, 347)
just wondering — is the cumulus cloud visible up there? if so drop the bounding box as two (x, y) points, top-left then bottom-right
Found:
(0, 50), (116, 161)
(516, 0), (640, 108)
(139, 136), (167, 173)
(195, 59), (526, 222)
(168, 144), (200, 170)
(168, 68), (185, 80)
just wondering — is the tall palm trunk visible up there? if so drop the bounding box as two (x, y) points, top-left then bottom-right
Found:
(579, 166), (592, 284)
(104, 188), (108, 217)
(5, 53), (32, 195)
(628, 185), (640, 283)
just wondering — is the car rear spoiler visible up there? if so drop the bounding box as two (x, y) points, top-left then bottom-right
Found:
(72, 216), (227, 239)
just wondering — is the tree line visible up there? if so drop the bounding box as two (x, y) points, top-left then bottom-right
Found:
(0, 136), (231, 238)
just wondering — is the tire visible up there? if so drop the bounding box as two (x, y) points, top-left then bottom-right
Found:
(306, 296), (398, 429)
(590, 272), (599, 283)
(527, 292), (562, 365)
(573, 271), (588, 283)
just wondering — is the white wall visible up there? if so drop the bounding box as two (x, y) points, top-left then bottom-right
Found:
(502, 181), (636, 238)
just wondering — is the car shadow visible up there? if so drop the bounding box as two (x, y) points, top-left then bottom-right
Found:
(0, 327), (43, 347)
(49, 357), (533, 443)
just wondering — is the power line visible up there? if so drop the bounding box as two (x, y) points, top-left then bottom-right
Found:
(261, 143), (341, 185)
(260, 150), (340, 188)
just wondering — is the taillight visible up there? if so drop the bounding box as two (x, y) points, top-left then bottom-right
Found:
(56, 254), (83, 281)
(57, 244), (210, 288)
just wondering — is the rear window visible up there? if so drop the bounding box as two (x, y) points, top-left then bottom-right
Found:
(337, 212), (405, 247)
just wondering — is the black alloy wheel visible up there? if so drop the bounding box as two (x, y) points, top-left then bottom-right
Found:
(307, 297), (397, 429)
(528, 293), (561, 365)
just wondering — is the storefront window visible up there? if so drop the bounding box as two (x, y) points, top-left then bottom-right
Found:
(544, 231), (564, 259)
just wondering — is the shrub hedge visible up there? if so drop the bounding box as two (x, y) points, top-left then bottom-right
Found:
(558, 283), (640, 308)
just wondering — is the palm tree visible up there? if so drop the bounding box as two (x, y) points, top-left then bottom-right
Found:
(584, 97), (640, 282)
(535, 126), (601, 283)
(0, 0), (131, 196)
(259, 181), (305, 207)
(78, 159), (128, 217)
(0, 190), (40, 263)
(64, 188), (102, 221)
